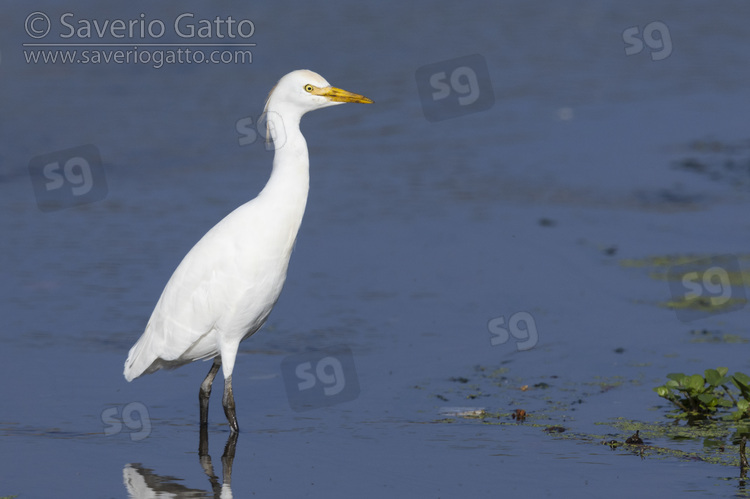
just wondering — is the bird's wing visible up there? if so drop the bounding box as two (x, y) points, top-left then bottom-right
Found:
(125, 206), (259, 379)
(125, 198), (297, 380)
(147, 235), (240, 360)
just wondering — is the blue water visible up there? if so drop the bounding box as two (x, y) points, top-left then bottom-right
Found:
(2, 1), (750, 497)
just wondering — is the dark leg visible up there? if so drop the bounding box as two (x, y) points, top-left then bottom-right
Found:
(222, 375), (239, 433)
(200, 358), (222, 427)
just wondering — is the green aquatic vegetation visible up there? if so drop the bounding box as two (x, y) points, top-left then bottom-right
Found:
(602, 418), (750, 467)
(663, 295), (747, 314)
(430, 364), (750, 472)
(619, 253), (750, 272)
(688, 329), (749, 344)
(654, 368), (750, 421)
(620, 254), (709, 269)
(619, 253), (750, 314)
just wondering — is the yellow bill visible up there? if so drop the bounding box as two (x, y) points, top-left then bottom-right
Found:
(316, 86), (373, 104)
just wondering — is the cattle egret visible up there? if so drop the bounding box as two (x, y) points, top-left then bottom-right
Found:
(124, 70), (372, 433)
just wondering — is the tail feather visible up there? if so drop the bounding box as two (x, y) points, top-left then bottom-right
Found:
(124, 328), (216, 381)
(124, 333), (159, 382)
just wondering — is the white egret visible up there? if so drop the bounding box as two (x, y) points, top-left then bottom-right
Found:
(124, 70), (372, 433)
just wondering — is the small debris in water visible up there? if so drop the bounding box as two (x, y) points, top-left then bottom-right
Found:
(512, 409), (527, 421)
(439, 407), (486, 418)
(626, 430), (644, 445)
(544, 426), (566, 433)
(604, 439), (619, 448)
(538, 218), (556, 227)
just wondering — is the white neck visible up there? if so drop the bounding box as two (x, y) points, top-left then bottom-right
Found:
(255, 105), (310, 243)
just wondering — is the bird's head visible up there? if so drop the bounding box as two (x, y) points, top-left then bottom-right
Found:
(263, 69), (372, 121)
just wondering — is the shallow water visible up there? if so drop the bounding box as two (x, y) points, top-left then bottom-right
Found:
(2, 1), (750, 497)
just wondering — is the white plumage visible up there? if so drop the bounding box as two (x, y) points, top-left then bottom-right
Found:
(124, 70), (372, 432)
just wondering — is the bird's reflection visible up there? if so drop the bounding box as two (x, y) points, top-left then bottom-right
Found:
(199, 426), (238, 498)
(123, 429), (238, 498)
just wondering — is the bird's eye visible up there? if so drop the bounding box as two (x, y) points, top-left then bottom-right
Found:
(304, 84), (314, 93)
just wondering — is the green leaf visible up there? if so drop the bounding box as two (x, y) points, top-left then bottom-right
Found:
(734, 372), (750, 388)
(705, 369), (730, 387)
(705, 369), (721, 386)
(717, 367), (729, 377)
(667, 373), (687, 382)
(684, 374), (705, 392)
(696, 393), (718, 408)
(733, 374), (750, 399)
(732, 399), (750, 420)
(655, 386), (670, 398)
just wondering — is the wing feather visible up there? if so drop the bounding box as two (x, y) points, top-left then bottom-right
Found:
(124, 200), (291, 381)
